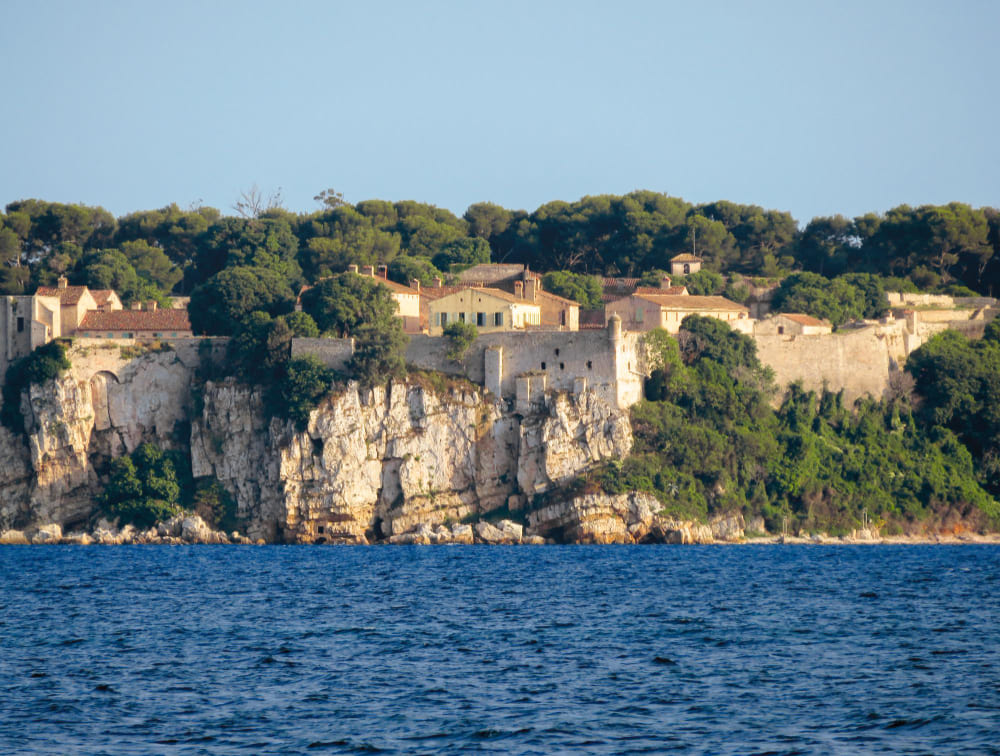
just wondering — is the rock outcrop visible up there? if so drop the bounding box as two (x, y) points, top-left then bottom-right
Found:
(0, 343), (636, 543)
(192, 379), (632, 544)
(526, 492), (748, 544)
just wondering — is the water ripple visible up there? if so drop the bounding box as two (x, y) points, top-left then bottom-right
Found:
(1, 545), (999, 754)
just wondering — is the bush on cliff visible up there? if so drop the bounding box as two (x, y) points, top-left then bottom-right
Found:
(443, 321), (477, 361)
(100, 443), (184, 529)
(268, 355), (336, 430)
(1, 340), (71, 434)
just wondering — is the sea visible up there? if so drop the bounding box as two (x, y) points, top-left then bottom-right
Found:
(1, 545), (998, 755)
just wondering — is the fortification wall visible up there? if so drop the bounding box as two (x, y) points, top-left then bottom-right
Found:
(290, 337), (355, 372)
(405, 329), (639, 407)
(754, 323), (913, 404)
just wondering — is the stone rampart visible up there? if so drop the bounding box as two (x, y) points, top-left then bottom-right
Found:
(405, 328), (639, 408)
(753, 323), (913, 404)
(290, 337), (355, 372)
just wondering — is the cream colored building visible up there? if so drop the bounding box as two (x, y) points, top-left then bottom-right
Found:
(427, 287), (541, 335)
(756, 313), (833, 336)
(670, 253), (702, 276)
(605, 292), (750, 334)
(33, 278), (124, 329)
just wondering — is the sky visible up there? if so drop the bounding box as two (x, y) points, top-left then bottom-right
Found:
(1, 0), (998, 225)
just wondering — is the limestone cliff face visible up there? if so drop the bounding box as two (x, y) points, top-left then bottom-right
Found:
(190, 380), (632, 543)
(526, 492), (748, 544)
(0, 342), (634, 541)
(0, 344), (198, 531)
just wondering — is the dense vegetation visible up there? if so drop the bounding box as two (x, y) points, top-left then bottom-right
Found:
(1, 340), (71, 433)
(587, 319), (998, 535)
(100, 441), (239, 531)
(3, 194), (998, 307)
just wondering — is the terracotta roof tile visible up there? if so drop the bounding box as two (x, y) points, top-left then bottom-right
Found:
(634, 286), (688, 296)
(633, 293), (748, 312)
(35, 285), (91, 305)
(670, 253), (702, 263)
(79, 309), (192, 332)
(779, 313), (830, 327)
(90, 289), (118, 306)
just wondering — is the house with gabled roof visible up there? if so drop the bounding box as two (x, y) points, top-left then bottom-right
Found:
(34, 277), (107, 333)
(605, 291), (750, 334)
(756, 313), (833, 336)
(77, 303), (192, 339)
(670, 253), (703, 276)
(425, 287), (541, 335)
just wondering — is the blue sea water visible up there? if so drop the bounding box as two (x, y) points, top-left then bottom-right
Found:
(1, 545), (998, 755)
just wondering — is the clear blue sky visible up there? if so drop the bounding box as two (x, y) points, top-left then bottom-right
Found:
(2, 0), (997, 225)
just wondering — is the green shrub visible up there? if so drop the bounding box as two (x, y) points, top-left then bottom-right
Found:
(100, 443), (183, 529)
(442, 321), (477, 361)
(2, 340), (71, 433)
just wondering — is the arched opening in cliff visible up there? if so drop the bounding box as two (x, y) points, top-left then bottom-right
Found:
(89, 370), (121, 431)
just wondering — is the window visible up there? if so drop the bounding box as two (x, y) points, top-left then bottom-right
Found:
(171, 333), (177, 337)
(476, 312), (486, 327)
(683, 263), (690, 274)
(459, 312), (466, 323)
(541, 362), (546, 370)
(636, 307), (644, 322)
(107, 333), (113, 338)
(559, 362), (565, 370)
(587, 360), (593, 370)
(16, 317), (24, 333)
(777, 326), (784, 334)
(494, 312), (503, 326)
(153, 333), (161, 338)
(554, 348), (560, 356)
(440, 312), (448, 326)
(560, 311), (566, 326)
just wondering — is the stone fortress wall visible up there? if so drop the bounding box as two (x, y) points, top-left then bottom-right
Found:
(294, 320), (644, 410)
(20, 295), (999, 416)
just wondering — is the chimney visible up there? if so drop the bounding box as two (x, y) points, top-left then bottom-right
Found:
(361, 265), (375, 277)
(131, 301), (142, 311)
(147, 301), (157, 312)
(514, 281), (524, 299)
(525, 279), (537, 301)
(660, 274), (672, 290)
(377, 264), (388, 279)
(57, 276), (68, 289)
(409, 279), (421, 292)
(433, 277), (443, 288)
(348, 264), (359, 274)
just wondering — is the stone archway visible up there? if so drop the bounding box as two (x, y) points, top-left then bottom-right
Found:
(89, 370), (120, 431)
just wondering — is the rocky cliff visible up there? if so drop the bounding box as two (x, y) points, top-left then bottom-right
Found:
(190, 376), (633, 543)
(1, 344), (644, 544)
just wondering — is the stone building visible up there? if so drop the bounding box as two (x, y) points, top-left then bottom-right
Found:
(604, 292), (750, 333)
(670, 253), (702, 276)
(756, 313), (833, 336)
(426, 287), (541, 335)
(77, 304), (192, 339)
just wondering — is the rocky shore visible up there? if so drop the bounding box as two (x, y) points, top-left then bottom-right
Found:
(5, 497), (993, 546)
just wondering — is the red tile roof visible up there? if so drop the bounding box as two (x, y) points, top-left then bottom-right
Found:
(634, 286), (688, 296)
(779, 313), (830, 327)
(79, 309), (192, 332)
(90, 289), (118, 306)
(35, 285), (92, 305)
(633, 293), (748, 312)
